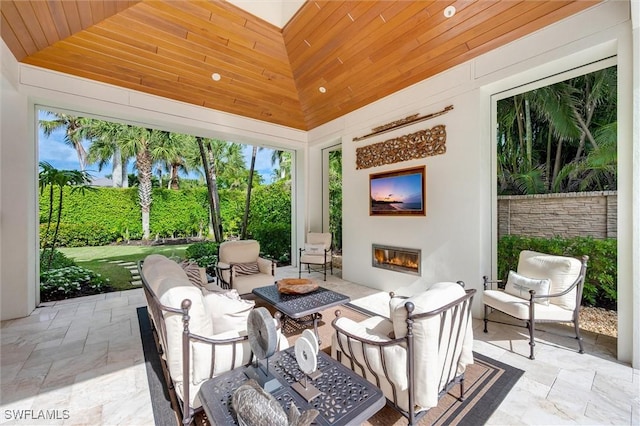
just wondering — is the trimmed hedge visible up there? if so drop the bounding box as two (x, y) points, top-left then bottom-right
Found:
(40, 187), (214, 242)
(38, 184), (293, 262)
(497, 235), (617, 310)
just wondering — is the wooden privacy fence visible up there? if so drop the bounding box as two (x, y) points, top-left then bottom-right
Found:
(497, 191), (617, 239)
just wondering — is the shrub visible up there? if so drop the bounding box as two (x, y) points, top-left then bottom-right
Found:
(40, 266), (112, 302)
(497, 235), (617, 310)
(40, 249), (75, 271)
(40, 223), (118, 247)
(185, 241), (219, 269)
(249, 222), (291, 263)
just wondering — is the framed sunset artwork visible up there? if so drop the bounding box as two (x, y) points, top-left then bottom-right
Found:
(369, 166), (426, 216)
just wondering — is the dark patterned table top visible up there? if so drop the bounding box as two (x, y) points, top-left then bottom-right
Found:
(252, 285), (350, 319)
(198, 347), (385, 426)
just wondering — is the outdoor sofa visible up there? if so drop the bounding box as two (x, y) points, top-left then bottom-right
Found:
(139, 254), (288, 424)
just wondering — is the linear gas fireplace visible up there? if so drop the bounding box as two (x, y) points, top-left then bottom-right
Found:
(372, 244), (421, 276)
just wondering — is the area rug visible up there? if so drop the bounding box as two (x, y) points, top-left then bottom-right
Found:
(137, 306), (523, 426)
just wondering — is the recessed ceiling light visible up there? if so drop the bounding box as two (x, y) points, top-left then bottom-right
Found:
(211, 73), (221, 81)
(444, 6), (456, 18)
(319, 86), (327, 93)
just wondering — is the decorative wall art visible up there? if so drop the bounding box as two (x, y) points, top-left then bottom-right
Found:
(353, 105), (453, 142)
(369, 166), (426, 216)
(356, 125), (446, 170)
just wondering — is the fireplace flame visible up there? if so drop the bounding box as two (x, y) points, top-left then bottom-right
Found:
(374, 249), (419, 271)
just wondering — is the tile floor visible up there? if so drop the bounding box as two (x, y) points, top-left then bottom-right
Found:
(1, 266), (638, 425)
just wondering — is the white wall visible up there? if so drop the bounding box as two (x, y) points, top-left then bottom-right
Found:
(1, 67), (37, 320)
(308, 1), (638, 366)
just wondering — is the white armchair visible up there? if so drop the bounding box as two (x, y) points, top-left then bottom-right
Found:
(299, 232), (333, 281)
(483, 250), (589, 359)
(215, 240), (276, 295)
(331, 281), (475, 425)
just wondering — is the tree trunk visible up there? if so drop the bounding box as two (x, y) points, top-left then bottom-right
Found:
(545, 128), (552, 191)
(197, 137), (223, 242)
(573, 100), (597, 161)
(121, 157), (129, 188)
(241, 146), (257, 239)
(524, 98), (533, 170)
(137, 147), (153, 240)
(48, 186), (64, 270)
(552, 138), (564, 191)
(170, 164), (180, 190)
(514, 96), (525, 158)
(41, 184), (55, 252)
(112, 147), (123, 187)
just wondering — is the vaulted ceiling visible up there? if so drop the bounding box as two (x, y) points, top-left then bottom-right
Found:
(1, 0), (599, 130)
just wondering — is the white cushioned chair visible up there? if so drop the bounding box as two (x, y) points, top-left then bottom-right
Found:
(331, 281), (475, 425)
(140, 254), (288, 425)
(299, 232), (333, 281)
(215, 239), (276, 295)
(483, 250), (589, 359)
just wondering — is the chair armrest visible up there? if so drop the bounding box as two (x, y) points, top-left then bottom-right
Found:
(483, 276), (503, 290)
(331, 311), (404, 348)
(215, 262), (232, 289)
(257, 257), (275, 275)
(331, 311), (408, 395)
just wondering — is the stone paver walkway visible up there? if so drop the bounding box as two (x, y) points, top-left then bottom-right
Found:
(107, 260), (142, 286)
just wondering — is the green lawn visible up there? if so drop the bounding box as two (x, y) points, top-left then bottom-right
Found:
(59, 245), (189, 291)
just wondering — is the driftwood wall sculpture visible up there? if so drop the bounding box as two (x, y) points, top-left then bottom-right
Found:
(355, 125), (446, 170)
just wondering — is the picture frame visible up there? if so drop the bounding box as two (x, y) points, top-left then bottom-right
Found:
(369, 166), (426, 216)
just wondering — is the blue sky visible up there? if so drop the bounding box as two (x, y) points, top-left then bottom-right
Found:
(37, 110), (278, 183)
(370, 173), (423, 203)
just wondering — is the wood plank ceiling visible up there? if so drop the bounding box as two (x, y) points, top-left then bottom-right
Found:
(1, 0), (599, 131)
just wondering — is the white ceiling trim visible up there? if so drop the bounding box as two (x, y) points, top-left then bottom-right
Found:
(227, 0), (305, 28)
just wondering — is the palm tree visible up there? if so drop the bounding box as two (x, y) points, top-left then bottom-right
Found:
(271, 150), (292, 182)
(218, 143), (248, 190)
(39, 112), (92, 171)
(117, 126), (166, 240)
(38, 162), (92, 269)
(496, 66), (616, 195)
(152, 132), (192, 190)
(86, 120), (134, 187)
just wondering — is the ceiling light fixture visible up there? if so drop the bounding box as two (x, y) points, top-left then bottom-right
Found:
(319, 87), (327, 93)
(211, 73), (221, 81)
(444, 6), (456, 18)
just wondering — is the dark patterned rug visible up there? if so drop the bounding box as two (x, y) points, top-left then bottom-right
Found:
(137, 305), (523, 426)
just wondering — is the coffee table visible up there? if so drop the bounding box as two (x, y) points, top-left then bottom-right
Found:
(252, 284), (350, 344)
(198, 347), (386, 425)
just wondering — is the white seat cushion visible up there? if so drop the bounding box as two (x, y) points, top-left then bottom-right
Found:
(331, 315), (409, 410)
(232, 273), (275, 295)
(389, 282), (473, 411)
(483, 289), (574, 322)
(300, 253), (330, 264)
(517, 251), (582, 310)
(202, 290), (255, 334)
(156, 277), (214, 392)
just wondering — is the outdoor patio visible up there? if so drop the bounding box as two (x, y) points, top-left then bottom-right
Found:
(1, 266), (637, 425)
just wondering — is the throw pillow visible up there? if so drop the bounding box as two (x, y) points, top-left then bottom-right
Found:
(234, 262), (260, 276)
(203, 291), (255, 334)
(504, 270), (551, 305)
(180, 260), (205, 288)
(304, 243), (325, 255)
